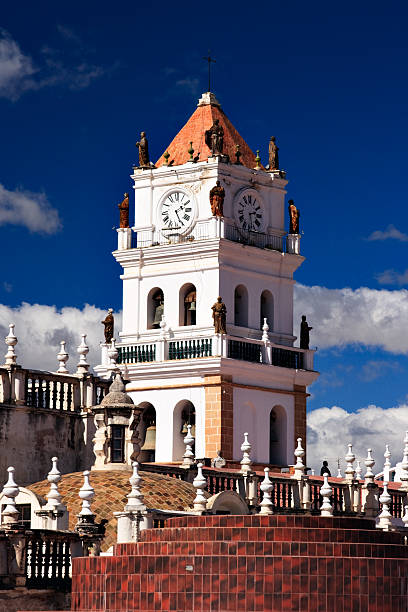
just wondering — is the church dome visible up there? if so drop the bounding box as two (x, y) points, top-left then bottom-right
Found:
(99, 373), (134, 409)
(28, 469), (199, 550)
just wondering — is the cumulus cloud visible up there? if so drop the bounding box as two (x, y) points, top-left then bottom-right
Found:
(0, 183), (61, 234)
(366, 224), (408, 242)
(0, 29), (105, 101)
(0, 303), (121, 372)
(307, 404), (408, 473)
(294, 284), (408, 354)
(376, 268), (408, 286)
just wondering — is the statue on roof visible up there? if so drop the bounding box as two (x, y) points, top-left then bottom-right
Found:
(205, 119), (224, 156)
(135, 132), (150, 167)
(209, 180), (225, 217)
(212, 296), (227, 334)
(268, 136), (279, 170)
(300, 315), (312, 350)
(118, 193), (129, 228)
(101, 308), (114, 344)
(288, 199), (300, 234)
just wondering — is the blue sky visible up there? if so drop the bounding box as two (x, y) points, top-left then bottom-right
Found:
(2, 1), (408, 466)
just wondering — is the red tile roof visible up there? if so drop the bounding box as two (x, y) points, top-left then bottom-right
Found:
(156, 99), (259, 169)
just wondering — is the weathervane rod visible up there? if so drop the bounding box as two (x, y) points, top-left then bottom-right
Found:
(203, 52), (216, 92)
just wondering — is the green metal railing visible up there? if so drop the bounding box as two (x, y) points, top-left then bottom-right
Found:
(117, 344), (156, 364)
(168, 338), (212, 360)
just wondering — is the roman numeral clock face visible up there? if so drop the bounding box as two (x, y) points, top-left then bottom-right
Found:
(234, 190), (265, 233)
(160, 190), (194, 234)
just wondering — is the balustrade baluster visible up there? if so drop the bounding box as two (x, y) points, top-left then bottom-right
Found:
(66, 383), (73, 411)
(59, 382), (65, 410)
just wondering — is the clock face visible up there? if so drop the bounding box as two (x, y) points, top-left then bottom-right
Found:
(235, 190), (265, 232)
(160, 190), (194, 233)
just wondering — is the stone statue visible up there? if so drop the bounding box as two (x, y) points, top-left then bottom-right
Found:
(212, 450), (226, 469)
(205, 119), (224, 156)
(209, 180), (225, 217)
(129, 410), (142, 462)
(212, 296), (227, 334)
(300, 315), (312, 350)
(93, 414), (107, 469)
(268, 136), (279, 170)
(101, 308), (114, 344)
(152, 296), (164, 329)
(288, 199), (300, 234)
(118, 193), (129, 228)
(135, 131), (150, 167)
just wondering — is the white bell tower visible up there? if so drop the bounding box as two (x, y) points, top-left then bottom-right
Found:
(96, 91), (318, 467)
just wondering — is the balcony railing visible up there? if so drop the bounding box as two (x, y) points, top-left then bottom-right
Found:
(116, 332), (314, 371)
(25, 373), (78, 412)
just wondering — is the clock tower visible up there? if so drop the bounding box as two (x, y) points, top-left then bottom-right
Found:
(97, 91), (319, 467)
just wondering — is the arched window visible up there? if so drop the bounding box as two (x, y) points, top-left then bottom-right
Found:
(139, 403), (156, 462)
(147, 287), (164, 329)
(179, 283), (197, 326)
(172, 400), (196, 461)
(269, 406), (287, 466)
(260, 290), (274, 330)
(234, 284), (248, 327)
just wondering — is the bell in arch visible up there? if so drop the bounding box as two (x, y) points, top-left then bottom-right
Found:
(141, 424), (156, 451)
(152, 293), (164, 328)
(188, 301), (196, 311)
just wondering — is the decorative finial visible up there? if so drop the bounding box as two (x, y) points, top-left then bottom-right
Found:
(57, 341), (69, 374)
(78, 470), (95, 517)
(182, 424), (195, 468)
(234, 144), (242, 165)
(377, 482), (392, 531)
(383, 445), (392, 483)
(355, 460), (362, 481)
(344, 444), (355, 482)
(262, 318), (269, 343)
(1, 467), (20, 527)
(364, 448), (375, 484)
(163, 151), (170, 166)
(4, 323), (18, 365)
(125, 462), (145, 511)
(293, 438), (305, 478)
(400, 432), (408, 491)
(240, 432), (252, 474)
(107, 339), (119, 374)
(320, 473), (333, 517)
(254, 150), (261, 170)
(45, 457), (63, 509)
(76, 334), (90, 374)
(192, 463), (207, 514)
(259, 467), (274, 515)
(188, 141), (194, 162)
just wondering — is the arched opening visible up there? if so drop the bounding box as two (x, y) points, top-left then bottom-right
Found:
(179, 283), (197, 326)
(172, 400), (196, 461)
(269, 405), (287, 466)
(147, 287), (164, 329)
(234, 284), (248, 327)
(139, 403), (156, 462)
(260, 290), (274, 330)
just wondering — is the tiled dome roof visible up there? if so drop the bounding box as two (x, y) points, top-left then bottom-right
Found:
(28, 469), (198, 550)
(156, 93), (260, 169)
(100, 373), (134, 408)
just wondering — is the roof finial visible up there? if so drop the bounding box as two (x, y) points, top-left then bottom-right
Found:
(202, 51), (216, 92)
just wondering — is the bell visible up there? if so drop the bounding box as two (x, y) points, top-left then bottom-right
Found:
(141, 425), (156, 451)
(181, 421), (188, 435)
(153, 302), (164, 327)
(188, 301), (196, 311)
(191, 423), (196, 438)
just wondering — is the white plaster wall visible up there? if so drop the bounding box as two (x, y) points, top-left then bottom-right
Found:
(232, 387), (294, 465)
(128, 385), (205, 462)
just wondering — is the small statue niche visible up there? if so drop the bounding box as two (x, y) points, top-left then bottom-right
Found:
(212, 296), (227, 334)
(209, 181), (225, 217)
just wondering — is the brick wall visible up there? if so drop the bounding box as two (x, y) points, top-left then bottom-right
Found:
(294, 385), (307, 462)
(204, 375), (233, 460)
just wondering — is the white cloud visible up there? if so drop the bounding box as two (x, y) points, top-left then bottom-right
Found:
(0, 183), (61, 234)
(307, 403), (408, 473)
(360, 360), (401, 382)
(0, 29), (104, 101)
(366, 224), (408, 242)
(294, 284), (408, 354)
(0, 303), (121, 372)
(376, 268), (408, 286)
(176, 77), (200, 95)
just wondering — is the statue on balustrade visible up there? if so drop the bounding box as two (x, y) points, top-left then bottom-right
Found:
(135, 131), (150, 167)
(101, 308), (114, 344)
(118, 193), (129, 228)
(152, 294), (164, 329)
(212, 450), (226, 469)
(205, 119), (224, 156)
(268, 136), (279, 170)
(288, 199), (300, 234)
(212, 296), (227, 334)
(300, 315), (312, 350)
(209, 180), (225, 217)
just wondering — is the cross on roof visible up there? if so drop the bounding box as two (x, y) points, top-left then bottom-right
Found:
(202, 52), (216, 92)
